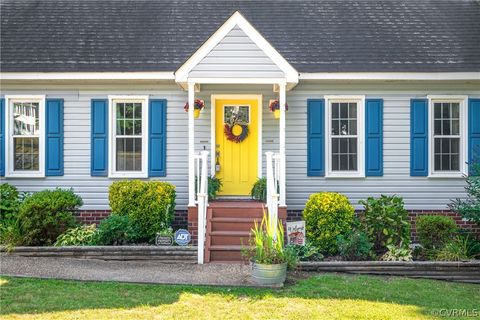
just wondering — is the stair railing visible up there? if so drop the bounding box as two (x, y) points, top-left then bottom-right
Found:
(194, 150), (209, 264)
(265, 151), (281, 239)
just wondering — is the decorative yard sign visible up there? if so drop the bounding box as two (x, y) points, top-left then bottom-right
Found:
(174, 229), (191, 246)
(155, 233), (173, 246)
(286, 221), (306, 245)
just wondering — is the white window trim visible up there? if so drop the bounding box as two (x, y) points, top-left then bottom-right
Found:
(108, 95), (149, 178)
(428, 95), (468, 178)
(5, 95), (46, 178)
(325, 95), (365, 178)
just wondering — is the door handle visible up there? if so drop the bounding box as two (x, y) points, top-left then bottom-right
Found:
(215, 151), (221, 172)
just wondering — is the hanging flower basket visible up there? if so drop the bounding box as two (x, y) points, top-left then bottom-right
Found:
(269, 99), (288, 119)
(184, 99), (205, 118)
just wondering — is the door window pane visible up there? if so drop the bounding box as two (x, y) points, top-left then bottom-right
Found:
(224, 106), (249, 124)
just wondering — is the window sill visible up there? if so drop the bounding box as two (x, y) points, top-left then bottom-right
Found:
(6, 173), (45, 178)
(428, 173), (465, 179)
(325, 173), (366, 179)
(108, 172), (148, 179)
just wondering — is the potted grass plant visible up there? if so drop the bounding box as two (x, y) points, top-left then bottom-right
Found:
(242, 209), (297, 286)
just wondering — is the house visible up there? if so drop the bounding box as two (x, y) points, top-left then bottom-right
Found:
(1, 0), (479, 262)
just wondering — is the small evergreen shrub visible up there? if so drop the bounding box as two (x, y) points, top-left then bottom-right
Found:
(250, 177), (267, 202)
(359, 195), (410, 254)
(109, 180), (175, 241)
(96, 215), (141, 245)
(303, 192), (355, 254)
(449, 162), (480, 224)
(17, 188), (82, 246)
(336, 230), (374, 261)
(54, 224), (98, 246)
(416, 215), (458, 250)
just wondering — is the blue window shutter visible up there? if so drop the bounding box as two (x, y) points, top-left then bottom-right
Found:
(45, 99), (64, 176)
(149, 99), (167, 177)
(410, 99), (428, 176)
(469, 98), (480, 175)
(365, 99), (383, 176)
(307, 99), (325, 176)
(91, 99), (108, 176)
(0, 98), (5, 176)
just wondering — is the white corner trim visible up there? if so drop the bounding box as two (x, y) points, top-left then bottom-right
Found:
(300, 72), (480, 81)
(107, 95), (149, 178)
(175, 11), (298, 84)
(427, 96), (468, 178)
(325, 95), (366, 178)
(0, 72), (175, 81)
(4, 95), (46, 178)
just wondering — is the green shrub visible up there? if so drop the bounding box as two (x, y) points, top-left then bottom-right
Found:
(336, 230), (374, 261)
(109, 180), (175, 241)
(381, 244), (413, 261)
(436, 237), (469, 261)
(96, 215), (141, 245)
(17, 188), (82, 246)
(0, 184), (23, 246)
(449, 162), (480, 224)
(285, 243), (324, 262)
(54, 224), (98, 246)
(458, 231), (480, 259)
(359, 195), (410, 254)
(416, 215), (458, 250)
(250, 177), (267, 202)
(208, 176), (222, 200)
(303, 192), (355, 254)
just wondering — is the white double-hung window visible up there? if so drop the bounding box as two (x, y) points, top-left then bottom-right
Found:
(325, 96), (365, 177)
(429, 96), (468, 177)
(5, 95), (46, 177)
(108, 96), (148, 178)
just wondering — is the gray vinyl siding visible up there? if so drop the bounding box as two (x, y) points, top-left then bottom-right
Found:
(189, 26), (284, 79)
(1, 81), (479, 212)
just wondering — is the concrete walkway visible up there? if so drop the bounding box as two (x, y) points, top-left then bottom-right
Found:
(0, 255), (256, 286)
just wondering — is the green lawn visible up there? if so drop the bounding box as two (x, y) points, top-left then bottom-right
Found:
(0, 274), (478, 320)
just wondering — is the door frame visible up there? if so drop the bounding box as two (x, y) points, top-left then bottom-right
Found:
(210, 94), (263, 179)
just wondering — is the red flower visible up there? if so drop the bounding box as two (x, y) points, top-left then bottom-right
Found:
(269, 99), (288, 112)
(184, 99), (205, 112)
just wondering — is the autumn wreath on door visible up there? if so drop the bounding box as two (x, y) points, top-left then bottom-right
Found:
(224, 106), (249, 143)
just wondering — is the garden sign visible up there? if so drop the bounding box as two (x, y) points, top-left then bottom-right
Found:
(174, 229), (191, 246)
(286, 221), (305, 245)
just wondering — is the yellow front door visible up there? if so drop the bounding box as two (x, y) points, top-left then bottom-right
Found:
(215, 99), (258, 196)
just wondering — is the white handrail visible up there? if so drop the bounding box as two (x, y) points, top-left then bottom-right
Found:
(194, 151), (209, 264)
(265, 151), (281, 239)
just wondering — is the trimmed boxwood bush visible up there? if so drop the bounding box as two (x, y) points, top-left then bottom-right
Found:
(17, 188), (83, 246)
(359, 195), (410, 254)
(303, 192), (355, 254)
(109, 180), (175, 241)
(416, 215), (458, 250)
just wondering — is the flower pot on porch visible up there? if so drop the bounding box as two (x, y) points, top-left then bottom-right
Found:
(273, 109), (280, 119)
(251, 262), (287, 286)
(194, 109), (201, 118)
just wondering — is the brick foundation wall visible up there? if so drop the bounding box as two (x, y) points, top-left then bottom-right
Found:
(76, 210), (189, 230)
(287, 210), (480, 242)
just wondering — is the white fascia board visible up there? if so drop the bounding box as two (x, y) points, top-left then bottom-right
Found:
(0, 72), (175, 81)
(299, 72), (480, 81)
(175, 11), (298, 84)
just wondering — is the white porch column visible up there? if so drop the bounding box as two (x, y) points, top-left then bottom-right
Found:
(279, 83), (287, 207)
(188, 82), (195, 207)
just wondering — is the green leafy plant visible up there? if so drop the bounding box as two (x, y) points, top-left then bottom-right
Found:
(359, 195), (410, 254)
(208, 176), (222, 200)
(157, 227), (173, 237)
(54, 224), (98, 246)
(436, 237), (470, 261)
(416, 215), (458, 250)
(285, 242), (324, 261)
(0, 184), (23, 247)
(449, 162), (480, 224)
(96, 215), (141, 245)
(250, 177), (267, 202)
(381, 244), (413, 261)
(242, 210), (298, 270)
(303, 192), (355, 255)
(109, 180), (175, 241)
(17, 188), (82, 246)
(458, 230), (480, 259)
(336, 230), (374, 261)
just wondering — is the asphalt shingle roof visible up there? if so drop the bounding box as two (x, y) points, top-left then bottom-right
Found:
(1, 0), (479, 73)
